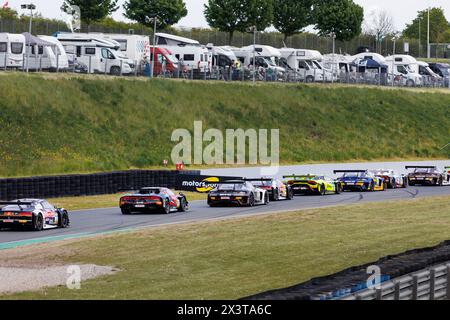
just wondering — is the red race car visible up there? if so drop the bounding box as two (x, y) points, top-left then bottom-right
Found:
(120, 187), (189, 215)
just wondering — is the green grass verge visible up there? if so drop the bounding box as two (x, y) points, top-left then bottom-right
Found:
(1, 195), (450, 300)
(49, 191), (207, 211)
(0, 73), (449, 177)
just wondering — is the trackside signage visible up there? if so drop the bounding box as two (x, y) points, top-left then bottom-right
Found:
(176, 174), (242, 193)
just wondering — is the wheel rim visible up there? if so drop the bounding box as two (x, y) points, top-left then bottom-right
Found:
(36, 215), (43, 229)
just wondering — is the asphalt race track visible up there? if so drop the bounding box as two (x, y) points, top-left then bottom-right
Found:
(0, 186), (449, 249)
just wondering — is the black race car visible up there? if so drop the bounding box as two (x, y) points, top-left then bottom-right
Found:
(406, 166), (446, 186)
(120, 187), (189, 215)
(246, 178), (294, 201)
(208, 180), (270, 207)
(0, 199), (70, 231)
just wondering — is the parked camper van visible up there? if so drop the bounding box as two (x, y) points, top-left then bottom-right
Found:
(279, 48), (331, 82)
(416, 61), (442, 85)
(155, 33), (210, 75)
(428, 63), (450, 87)
(0, 33), (25, 68)
(385, 55), (422, 87)
(21, 35), (69, 71)
(55, 33), (134, 75)
(102, 34), (150, 65)
(322, 54), (352, 81)
(207, 45), (237, 68)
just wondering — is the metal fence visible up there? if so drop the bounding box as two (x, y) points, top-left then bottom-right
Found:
(341, 262), (450, 300)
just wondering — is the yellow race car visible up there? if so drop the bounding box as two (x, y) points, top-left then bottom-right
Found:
(283, 175), (343, 196)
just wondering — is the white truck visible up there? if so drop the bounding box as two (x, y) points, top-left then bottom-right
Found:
(279, 48), (331, 82)
(155, 32), (210, 75)
(385, 54), (423, 87)
(55, 33), (135, 75)
(0, 33), (25, 69)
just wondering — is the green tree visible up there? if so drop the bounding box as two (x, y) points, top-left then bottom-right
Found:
(204, 0), (243, 44)
(205, 0), (273, 44)
(273, 0), (314, 41)
(313, 0), (364, 41)
(61, 0), (119, 28)
(403, 7), (450, 46)
(124, 0), (188, 30)
(0, 7), (18, 20)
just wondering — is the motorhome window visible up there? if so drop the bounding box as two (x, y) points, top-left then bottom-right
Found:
(183, 54), (195, 61)
(395, 58), (403, 62)
(255, 48), (263, 53)
(296, 51), (306, 57)
(157, 38), (167, 45)
(38, 46), (44, 55)
(11, 42), (23, 54)
(85, 48), (96, 55)
(238, 57), (245, 64)
(0, 42), (6, 52)
(115, 39), (127, 51)
(364, 56), (373, 60)
(397, 65), (408, 75)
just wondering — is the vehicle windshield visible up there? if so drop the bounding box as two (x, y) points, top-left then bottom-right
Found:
(139, 188), (162, 195)
(1, 204), (35, 211)
(217, 183), (246, 191)
(341, 172), (366, 178)
(397, 65), (408, 75)
(166, 54), (178, 64)
(312, 61), (323, 70)
(252, 180), (272, 187)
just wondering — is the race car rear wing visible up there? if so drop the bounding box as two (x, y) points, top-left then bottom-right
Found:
(0, 201), (34, 210)
(405, 166), (437, 169)
(282, 174), (317, 179)
(244, 178), (274, 182)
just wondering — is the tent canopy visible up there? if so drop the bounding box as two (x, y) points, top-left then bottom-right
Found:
(22, 32), (54, 46)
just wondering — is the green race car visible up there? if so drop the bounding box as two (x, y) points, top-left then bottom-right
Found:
(283, 175), (343, 196)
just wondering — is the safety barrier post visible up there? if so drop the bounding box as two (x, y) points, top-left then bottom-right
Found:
(412, 275), (419, 300)
(4, 53), (7, 71)
(394, 282), (401, 300)
(446, 265), (450, 300)
(89, 56), (92, 74)
(430, 269), (436, 300)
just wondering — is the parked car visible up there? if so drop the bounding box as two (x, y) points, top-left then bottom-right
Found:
(208, 180), (269, 207)
(120, 187), (189, 215)
(406, 166), (447, 186)
(368, 169), (408, 189)
(0, 199), (69, 231)
(284, 175), (342, 195)
(334, 170), (387, 192)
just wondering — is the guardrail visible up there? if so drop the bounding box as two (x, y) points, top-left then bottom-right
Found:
(341, 263), (450, 300)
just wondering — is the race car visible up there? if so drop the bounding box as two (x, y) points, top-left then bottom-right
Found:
(368, 169), (408, 189)
(208, 180), (270, 207)
(406, 166), (447, 186)
(120, 187), (189, 215)
(246, 178), (294, 201)
(283, 175), (343, 195)
(0, 199), (70, 231)
(334, 170), (387, 192)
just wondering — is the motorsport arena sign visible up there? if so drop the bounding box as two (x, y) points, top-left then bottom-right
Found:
(176, 174), (242, 193)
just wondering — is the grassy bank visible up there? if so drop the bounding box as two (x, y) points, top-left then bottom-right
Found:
(0, 73), (449, 177)
(1, 195), (449, 300)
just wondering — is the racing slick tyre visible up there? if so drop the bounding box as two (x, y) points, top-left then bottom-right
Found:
(369, 182), (375, 192)
(272, 189), (280, 201)
(287, 188), (294, 200)
(438, 178), (444, 187)
(161, 199), (171, 214)
(178, 197), (187, 212)
(121, 208), (132, 215)
(390, 179), (396, 189)
(335, 183), (342, 195)
(318, 184), (326, 196)
(248, 194), (255, 207)
(32, 213), (44, 231)
(58, 210), (70, 228)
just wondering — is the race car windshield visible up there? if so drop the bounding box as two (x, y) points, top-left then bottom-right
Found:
(252, 181), (272, 187)
(1, 204), (35, 211)
(140, 189), (161, 194)
(342, 172), (366, 178)
(217, 184), (246, 191)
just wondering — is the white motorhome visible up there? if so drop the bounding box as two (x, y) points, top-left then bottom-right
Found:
(55, 33), (134, 75)
(155, 33), (210, 74)
(0, 33), (25, 68)
(279, 48), (331, 82)
(322, 54), (352, 80)
(230, 46), (286, 79)
(102, 34), (150, 64)
(417, 61), (441, 85)
(385, 54), (423, 86)
(207, 45), (237, 68)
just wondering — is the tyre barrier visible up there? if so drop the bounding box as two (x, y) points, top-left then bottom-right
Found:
(242, 240), (450, 300)
(0, 170), (200, 200)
